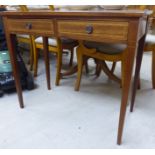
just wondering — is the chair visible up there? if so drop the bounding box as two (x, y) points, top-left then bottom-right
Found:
(15, 5), (34, 70)
(144, 34), (155, 89)
(15, 5), (53, 72)
(130, 28), (155, 112)
(15, 6), (51, 70)
(115, 5), (155, 90)
(17, 5), (78, 86)
(143, 6), (155, 89)
(101, 6), (155, 112)
(33, 36), (78, 78)
(88, 6), (155, 112)
(75, 41), (127, 91)
(33, 6), (99, 78)
(30, 7), (78, 84)
(74, 39), (134, 145)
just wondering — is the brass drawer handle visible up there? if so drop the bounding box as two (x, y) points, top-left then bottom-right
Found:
(25, 23), (32, 30)
(85, 25), (93, 34)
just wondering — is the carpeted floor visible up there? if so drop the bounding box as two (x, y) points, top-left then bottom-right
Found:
(0, 50), (155, 149)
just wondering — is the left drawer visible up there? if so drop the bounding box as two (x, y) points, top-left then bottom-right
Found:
(6, 19), (54, 36)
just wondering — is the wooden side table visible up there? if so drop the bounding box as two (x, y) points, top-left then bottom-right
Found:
(0, 10), (152, 144)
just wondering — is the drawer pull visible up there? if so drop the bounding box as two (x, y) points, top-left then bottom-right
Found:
(25, 23), (32, 30)
(85, 25), (93, 34)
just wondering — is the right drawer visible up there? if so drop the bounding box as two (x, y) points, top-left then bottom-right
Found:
(57, 20), (129, 42)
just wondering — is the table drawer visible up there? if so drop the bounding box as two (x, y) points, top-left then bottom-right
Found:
(7, 19), (54, 36)
(58, 20), (129, 42)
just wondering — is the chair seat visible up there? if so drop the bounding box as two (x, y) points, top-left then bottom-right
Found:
(84, 41), (126, 55)
(6, 5), (50, 11)
(17, 34), (30, 39)
(61, 37), (78, 44)
(55, 5), (96, 11)
(35, 37), (77, 47)
(35, 37), (57, 46)
(145, 34), (155, 45)
(26, 5), (50, 10)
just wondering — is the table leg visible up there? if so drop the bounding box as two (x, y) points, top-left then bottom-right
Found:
(117, 46), (136, 145)
(7, 34), (24, 108)
(43, 37), (51, 90)
(130, 35), (146, 112)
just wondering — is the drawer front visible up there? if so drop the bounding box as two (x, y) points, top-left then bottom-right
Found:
(7, 19), (54, 36)
(58, 20), (129, 42)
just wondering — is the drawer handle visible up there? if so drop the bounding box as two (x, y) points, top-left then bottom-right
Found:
(85, 25), (93, 34)
(25, 23), (32, 30)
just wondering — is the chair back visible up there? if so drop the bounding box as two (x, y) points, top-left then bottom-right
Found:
(20, 5), (29, 12)
(128, 5), (155, 34)
(19, 5), (54, 11)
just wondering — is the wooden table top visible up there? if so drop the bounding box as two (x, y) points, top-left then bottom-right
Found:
(0, 9), (152, 18)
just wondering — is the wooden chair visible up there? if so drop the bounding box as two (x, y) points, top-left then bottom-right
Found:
(17, 5), (78, 86)
(95, 6), (155, 88)
(102, 6), (155, 111)
(144, 34), (155, 88)
(129, 5), (155, 112)
(117, 5), (155, 90)
(16, 5), (34, 70)
(143, 5), (155, 89)
(91, 6), (155, 112)
(33, 36), (78, 78)
(74, 40), (138, 145)
(29, 6), (78, 81)
(130, 26), (155, 112)
(75, 41), (127, 91)
(16, 6), (53, 70)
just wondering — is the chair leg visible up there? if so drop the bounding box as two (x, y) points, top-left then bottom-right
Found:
(33, 48), (39, 77)
(111, 62), (117, 73)
(111, 61), (138, 89)
(29, 42), (34, 71)
(55, 50), (62, 86)
(69, 48), (74, 67)
(84, 56), (89, 74)
(75, 47), (84, 91)
(95, 60), (102, 77)
(102, 61), (121, 84)
(152, 50), (155, 89)
(43, 37), (51, 90)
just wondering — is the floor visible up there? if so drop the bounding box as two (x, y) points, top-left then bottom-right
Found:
(0, 50), (155, 149)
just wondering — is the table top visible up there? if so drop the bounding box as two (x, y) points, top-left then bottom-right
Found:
(0, 9), (152, 18)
